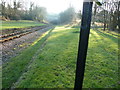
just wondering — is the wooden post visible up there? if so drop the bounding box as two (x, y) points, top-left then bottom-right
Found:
(74, 1), (93, 89)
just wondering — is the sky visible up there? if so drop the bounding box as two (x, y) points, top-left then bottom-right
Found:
(0, 0), (84, 14)
(1, 0), (104, 14)
(27, 0), (103, 14)
(31, 0), (84, 14)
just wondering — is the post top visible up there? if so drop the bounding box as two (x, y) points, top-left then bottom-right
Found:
(83, 0), (102, 6)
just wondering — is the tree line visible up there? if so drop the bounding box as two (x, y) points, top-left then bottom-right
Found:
(50, 6), (81, 25)
(0, 0), (47, 22)
(1, 0), (119, 32)
(50, 0), (120, 32)
(92, 0), (120, 31)
(57, 0), (119, 31)
(59, 6), (76, 24)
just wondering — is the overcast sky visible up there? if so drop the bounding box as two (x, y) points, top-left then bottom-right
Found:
(24, 0), (84, 14)
(1, 0), (104, 14)
(0, 0), (84, 14)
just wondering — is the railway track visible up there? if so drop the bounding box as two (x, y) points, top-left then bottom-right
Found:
(0, 25), (49, 43)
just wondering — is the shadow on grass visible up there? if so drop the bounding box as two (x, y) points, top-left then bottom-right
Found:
(94, 30), (118, 44)
(72, 31), (80, 33)
(86, 31), (118, 88)
(96, 30), (118, 38)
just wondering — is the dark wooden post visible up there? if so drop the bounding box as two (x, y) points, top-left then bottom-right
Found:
(74, 1), (93, 89)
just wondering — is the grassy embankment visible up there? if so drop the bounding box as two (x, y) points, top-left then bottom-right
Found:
(2, 26), (119, 88)
(0, 20), (45, 30)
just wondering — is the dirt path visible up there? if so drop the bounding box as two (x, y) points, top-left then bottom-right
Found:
(1, 26), (54, 64)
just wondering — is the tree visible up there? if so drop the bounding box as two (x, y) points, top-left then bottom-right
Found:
(77, 10), (82, 20)
(93, 0), (119, 31)
(29, 5), (47, 22)
(0, 1), (47, 22)
(1, 0), (6, 18)
(59, 6), (75, 24)
(12, 0), (22, 20)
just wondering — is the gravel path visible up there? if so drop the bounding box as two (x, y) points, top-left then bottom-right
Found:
(1, 26), (54, 64)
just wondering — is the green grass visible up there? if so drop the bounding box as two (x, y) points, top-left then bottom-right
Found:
(83, 29), (119, 88)
(2, 26), (119, 88)
(2, 28), (53, 88)
(1, 20), (45, 30)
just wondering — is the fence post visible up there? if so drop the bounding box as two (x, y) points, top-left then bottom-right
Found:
(74, 1), (93, 89)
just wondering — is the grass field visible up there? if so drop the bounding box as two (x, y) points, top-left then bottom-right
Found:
(1, 20), (45, 30)
(2, 26), (119, 88)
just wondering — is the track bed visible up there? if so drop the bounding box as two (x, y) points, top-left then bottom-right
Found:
(1, 25), (54, 63)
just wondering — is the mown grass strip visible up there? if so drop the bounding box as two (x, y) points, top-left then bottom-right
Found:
(1, 20), (45, 30)
(2, 27), (54, 88)
(14, 27), (118, 88)
(14, 26), (78, 88)
(84, 29), (118, 88)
